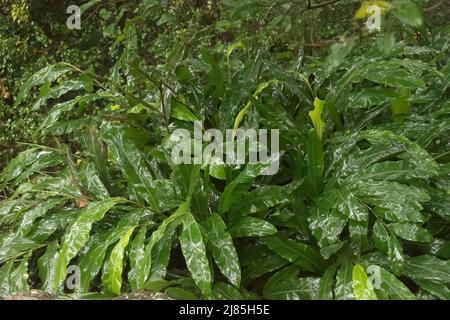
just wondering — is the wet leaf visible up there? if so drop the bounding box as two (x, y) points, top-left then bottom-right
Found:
(102, 227), (135, 295)
(388, 222), (433, 243)
(352, 264), (377, 300)
(229, 217), (277, 238)
(204, 214), (240, 286)
(263, 265), (320, 300)
(263, 235), (324, 273)
(180, 212), (212, 296)
(51, 198), (123, 293)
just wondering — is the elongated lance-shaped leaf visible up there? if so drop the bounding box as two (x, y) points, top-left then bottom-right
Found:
(204, 213), (241, 287)
(6, 254), (31, 296)
(306, 129), (324, 196)
(233, 80), (278, 134)
(128, 227), (147, 291)
(229, 184), (292, 221)
(37, 242), (59, 292)
(375, 266), (415, 300)
(263, 235), (325, 273)
(148, 228), (173, 281)
(51, 198), (123, 293)
(319, 265), (337, 300)
(77, 211), (141, 292)
(0, 262), (15, 297)
(0, 148), (64, 188)
(102, 227), (135, 295)
(335, 257), (355, 300)
(17, 198), (63, 237)
(80, 125), (110, 189)
(101, 125), (160, 211)
(14, 63), (74, 107)
(32, 80), (85, 111)
(263, 265), (320, 300)
(219, 161), (272, 214)
(180, 212), (212, 296)
(229, 217), (277, 238)
(133, 202), (190, 290)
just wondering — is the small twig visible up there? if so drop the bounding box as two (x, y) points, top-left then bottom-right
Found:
(307, 0), (341, 10)
(305, 36), (358, 47)
(433, 150), (450, 161)
(424, 0), (445, 12)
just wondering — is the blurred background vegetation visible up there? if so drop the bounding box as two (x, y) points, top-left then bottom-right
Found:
(0, 0), (449, 165)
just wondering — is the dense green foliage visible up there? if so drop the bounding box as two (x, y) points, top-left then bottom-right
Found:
(1, 0), (450, 300)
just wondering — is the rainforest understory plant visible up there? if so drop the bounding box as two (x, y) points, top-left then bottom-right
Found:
(0, 0), (449, 300)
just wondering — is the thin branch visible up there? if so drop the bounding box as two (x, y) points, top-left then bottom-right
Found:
(307, 0), (341, 10)
(306, 36), (358, 47)
(424, 0), (444, 12)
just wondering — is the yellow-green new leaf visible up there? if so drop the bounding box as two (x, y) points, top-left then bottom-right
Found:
(102, 227), (135, 296)
(309, 97), (325, 140)
(352, 264), (377, 300)
(233, 80), (278, 134)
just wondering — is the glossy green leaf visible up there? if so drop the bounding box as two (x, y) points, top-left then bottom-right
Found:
(102, 227), (134, 295)
(180, 212), (212, 296)
(339, 87), (397, 110)
(77, 162), (109, 200)
(240, 242), (289, 282)
(349, 220), (369, 252)
(0, 261), (15, 296)
(335, 188), (368, 222)
(0, 148), (64, 187)
(37, 242), (59, 292)
(229, 217), (277, 238)
(148, 228), (174, 281)
(101, 125), (160, 210)
(263, 265), (320, 300)
(376, 266), (416, 300)
(32, 80), (85, 111)
(388, 235), (406, 273)
(219, 162), (271, 214)
(412, 279), (450, 300)
(403, 255), (450, 283)
(79, 125), (110, 189)
(373, 220), (390, 254)
(308, 207), (347, 248)
(306, 129), (324, 196)
(171, 100), (198, 121)
(51, 198), (123, 293)
(388, 223), (433, 243)
(319, 265), (337, 300)
(137, 202), (189, 289)
(174, 65), (194, 82)
(78, 214), (140, 293)
(16, 198), (63, 237)
(211, 282), (246, 300)
(362, 61), (425, 88)
(229, 185), (291, 220)
(204, 213), (241, 286)
(263, 235), (324, 273)
(14, 63), (73, 107)
(0, 253), (31, 297)
(335, 258), (354, 300)
(128, 227), (147, 290)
